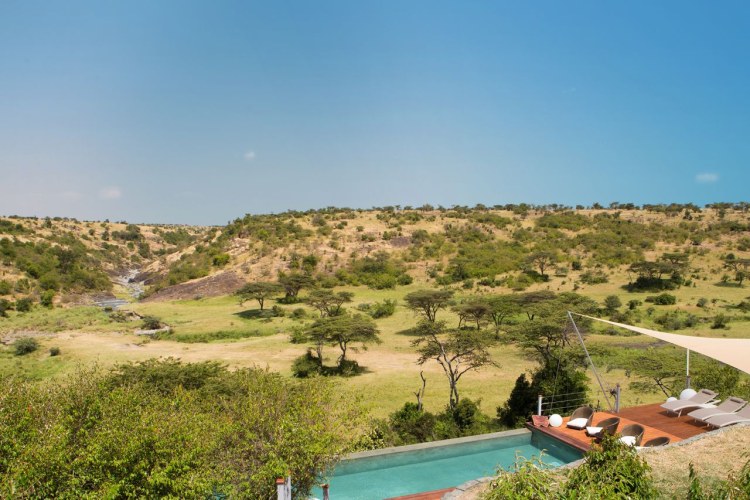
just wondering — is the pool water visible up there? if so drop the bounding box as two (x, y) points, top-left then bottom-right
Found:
(311, 431), (581, 499)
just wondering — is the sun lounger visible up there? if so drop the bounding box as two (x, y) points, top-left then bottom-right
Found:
(687, 396), (747, 424)
(566, 406), (595, 430)
(660, 389), (719, 416)
(704, 404), (750, 428)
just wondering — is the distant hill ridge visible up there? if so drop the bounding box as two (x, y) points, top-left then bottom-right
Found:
(1, 202), (749, 304)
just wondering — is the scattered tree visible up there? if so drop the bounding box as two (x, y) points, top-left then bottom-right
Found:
(412, 321), (496, 408)
(235, 282), (283, 310)
(404, 289), (454, 322)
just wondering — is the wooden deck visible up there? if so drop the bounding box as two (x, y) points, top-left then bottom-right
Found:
(529, 403), (710, 452)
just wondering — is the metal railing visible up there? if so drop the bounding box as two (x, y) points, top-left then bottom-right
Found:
(537, 385), (621, 416)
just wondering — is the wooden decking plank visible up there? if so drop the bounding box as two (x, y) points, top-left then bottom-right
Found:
(387, 487), (455, 500)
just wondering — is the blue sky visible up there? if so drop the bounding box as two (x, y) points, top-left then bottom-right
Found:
(1, 1), (748, 224)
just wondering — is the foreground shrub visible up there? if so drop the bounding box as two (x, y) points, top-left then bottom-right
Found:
(562, 434), (656, 498)
(483, 454), (554, 499)
(0, 361), (365, 498)
(13, 337), (39, 356)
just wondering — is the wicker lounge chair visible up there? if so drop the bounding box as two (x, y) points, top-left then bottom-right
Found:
(688, 396), (747, 424)
(642, 436), (670, 447)
(660, 389), (719, 416)
(566, 406), (595, 430)
(586, 416), (620, 439)
(618, 424), (645, 446)
(704, 404), (750, 428)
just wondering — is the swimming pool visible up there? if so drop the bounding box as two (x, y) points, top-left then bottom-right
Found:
(311, 429), (581, 499)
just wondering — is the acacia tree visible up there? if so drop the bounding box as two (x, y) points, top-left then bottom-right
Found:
(277, 272), (315, 301)
(305, 314), (380, 367)
(235, 282), (283, 310)
(404, 289), (454, 322)
(306, 289), (354, 317)
(526, 250), (557, 279)
(486, 295), (521, 334)
(724, 255), (750, 286)
(452, 301), (490, 330)
(411, 320), (496, 409)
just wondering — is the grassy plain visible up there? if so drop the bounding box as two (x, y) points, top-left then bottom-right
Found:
(3, 269), (749, 418)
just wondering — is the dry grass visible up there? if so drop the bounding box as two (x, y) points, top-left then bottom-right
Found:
(645, 425), (750, 497)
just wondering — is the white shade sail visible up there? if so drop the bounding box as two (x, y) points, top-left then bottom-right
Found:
(576, 314), (750, 376)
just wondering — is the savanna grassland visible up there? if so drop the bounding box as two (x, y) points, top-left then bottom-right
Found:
(2, 203), (750, 418)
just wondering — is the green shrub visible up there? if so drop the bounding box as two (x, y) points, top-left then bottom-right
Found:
(40, 289), (55, 308)
(13, 337), (39, 355)
(368, 299), (397, 319)
(291, 350), (323, 378)
(712, 313), (729, 329)
(0, 298), (11, 317)
(15, 297), (33, 312)
(0, 362), (364, 498)
(0, 280), (11, 295)
(388, 402), (436, 444)
(646, 293), (677, 305)
(291, 308), (307, 319)
(141, 315), (163, 330)
(483, 455), (554, 499)
(49, 346), (61, 356)
(562, 433), (656, 498)
(580, 270), (608, 284)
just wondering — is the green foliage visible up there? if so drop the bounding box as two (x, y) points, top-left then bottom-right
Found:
(445, 241), (526, 282)
(291, 350), (324, 378)
(604, 294), (622, 312)
(212, 253), (230, 267)
(343, 251), (411, 289)
(367, 299), (398, 318)
(388, 402), (437, 444)
(482, 454), (554, 499)
(712, 313), (730, 329)
(404, 289), (454, 322)
(13, 337), (40, 355)
(40, 289), (55, 308)
(562, 434), (656, 499)
(497, 373), (537, 428)
(235, 281), (283, 310)
(0, 280), (11, 295)
(0, 362), (364, 498)
(49, 346), (61, 356)
(646, 292), (677, 305)
(141, 315), (163, 330)
(15, 297), (33, 312)
(0, 298), (10, 317)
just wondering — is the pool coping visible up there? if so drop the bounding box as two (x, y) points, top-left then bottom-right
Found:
(343, 428), (531, 461)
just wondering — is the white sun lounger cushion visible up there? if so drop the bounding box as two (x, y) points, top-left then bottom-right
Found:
(567, 418), (589, 429)
(586, 426), (602, 436)
(620, 436), (637, 446)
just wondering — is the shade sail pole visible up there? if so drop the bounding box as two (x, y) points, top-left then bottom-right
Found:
(686, 349), (691, 389)
(567, 311), (613, 411)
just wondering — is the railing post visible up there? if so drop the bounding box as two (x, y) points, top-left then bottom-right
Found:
(276, 478), (286, 500)
(322, 484), (330, 500)
(537, 394), (543, 416)
(614, 383), (621, 413)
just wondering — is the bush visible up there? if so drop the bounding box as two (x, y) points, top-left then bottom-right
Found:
(141, 315), (163, 330)
(40, 290), (55, 308)
(0, 298), (11, 317)
(646, 293), (677, 305)
(562, 434), (656, 498)
(13, 337), (39, 355)
(368, 299), (397, 319)
(0, 280), (11, 295)
(271, 305), (286, 317)
(49, 346), (61, 356)
(0, 362), (364, 498)
(291, 350), (323, 378)
(712, 313), (729, 329)
(290, 308), (307, 320)
(15, 297), (33, 312)
(388, 403), (437, 444)
(483, 455), (554, 499)
(580, 270), (608, 284)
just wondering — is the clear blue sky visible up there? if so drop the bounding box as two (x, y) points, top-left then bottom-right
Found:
(1, 1), (748, 224)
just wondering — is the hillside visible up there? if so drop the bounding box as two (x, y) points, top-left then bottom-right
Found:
(1, 203), (750, 419)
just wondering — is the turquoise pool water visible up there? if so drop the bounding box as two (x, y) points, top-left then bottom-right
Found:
(311, 430), (581, 499)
